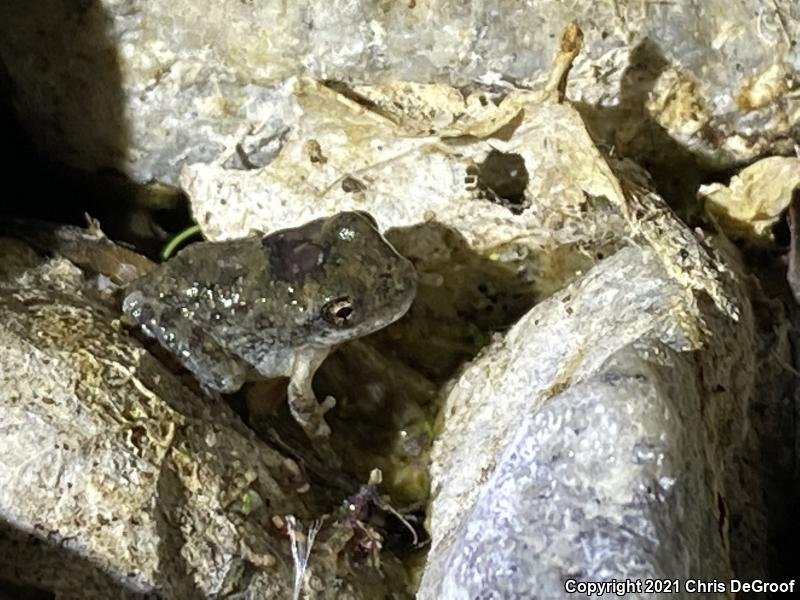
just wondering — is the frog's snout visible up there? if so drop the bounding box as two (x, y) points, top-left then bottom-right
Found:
(390, 256), (418, 316)
(399, 259), (418, 299)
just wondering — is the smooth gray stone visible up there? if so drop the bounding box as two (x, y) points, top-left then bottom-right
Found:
(0, 1), (796, 183)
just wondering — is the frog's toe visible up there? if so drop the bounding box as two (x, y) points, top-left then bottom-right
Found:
(320, 395), (336, 412)
(287, 393), (333, 439)
(313, 421), (332, 439)
(309, 396), (337, 438)
(300, 412), (331, 439)
(286, 392), (342, 466)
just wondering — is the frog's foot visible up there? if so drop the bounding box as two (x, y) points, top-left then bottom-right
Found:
(287, 387), (341, 468)
(286, 384), (336, 440)
(288, 348), (334, 437)
(288, 349), (342, 465)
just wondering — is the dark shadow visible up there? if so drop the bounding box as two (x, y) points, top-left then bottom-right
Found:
(152, 443), (206, 600)
(702, 244), (799, 589)
(0, 518), (153, 599)
(0, 579), (54, 600)
(720, 288), (800, 592)
(365, 220), (541, 382)
(0, 4), (183, 597)
(0, 0), (127, 220)
(757, 278), (800, 590)
(468, 149), (531, 215)
(0, 1), (189, 259)
(574, 39), (735, 220)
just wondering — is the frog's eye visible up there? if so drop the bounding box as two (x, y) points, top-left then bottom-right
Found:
(322, 296), (354, 327)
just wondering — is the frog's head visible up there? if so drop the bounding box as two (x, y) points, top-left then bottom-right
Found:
(316, 211), (417, 344)
(262, 211), (417, 345)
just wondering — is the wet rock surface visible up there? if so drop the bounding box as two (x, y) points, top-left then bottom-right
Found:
(419, 243), (754, 598)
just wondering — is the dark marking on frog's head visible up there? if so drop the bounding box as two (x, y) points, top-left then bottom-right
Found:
(261, 211), (416, 346)
(262, 218), (328, 284)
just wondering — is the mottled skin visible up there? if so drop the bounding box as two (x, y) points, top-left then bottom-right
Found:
(123, 211), (417, 448)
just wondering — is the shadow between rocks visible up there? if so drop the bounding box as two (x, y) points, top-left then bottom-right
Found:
(374, 220), (541, 381)
(0, 517), (151, 599)
(0, 1), (127, 217)
(574, 39), (731, 218)
(0, 1), (189, 258)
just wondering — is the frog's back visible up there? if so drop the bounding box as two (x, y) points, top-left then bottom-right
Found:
(126, 238), (262, 312)
(124, 237), (277, 338)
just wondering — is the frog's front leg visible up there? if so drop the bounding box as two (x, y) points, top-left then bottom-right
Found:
(287, 347), (337, 441)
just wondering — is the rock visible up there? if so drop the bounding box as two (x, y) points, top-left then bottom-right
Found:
(417, 240), (759, 597)
(0, 244), (399, 599)
(700, 156), (800, 243)
(0, 1), (796, 184)
(411, 138), (797, 595)
(181, 78), (627, 259)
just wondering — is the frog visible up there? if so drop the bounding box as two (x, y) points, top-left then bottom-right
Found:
(122, 211), (417, 454)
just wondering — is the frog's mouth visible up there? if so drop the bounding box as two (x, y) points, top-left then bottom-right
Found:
(363, 287), (417, 334)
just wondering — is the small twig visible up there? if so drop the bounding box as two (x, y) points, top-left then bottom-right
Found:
(286, 515), (326, 600)
(544, 21), (584, 103)
(360, 469), (419, 546)
(373, 496), (419, 547)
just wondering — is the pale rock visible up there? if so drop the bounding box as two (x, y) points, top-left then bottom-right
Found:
(0, 1), (797, 184)
(700, 156), (800, 243)
(181, 78), (628, 258)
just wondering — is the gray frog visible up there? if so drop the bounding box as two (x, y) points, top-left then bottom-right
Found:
(123, 211), (417, 449)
